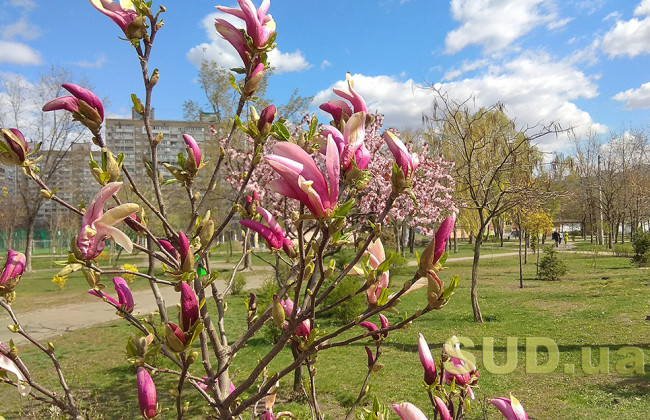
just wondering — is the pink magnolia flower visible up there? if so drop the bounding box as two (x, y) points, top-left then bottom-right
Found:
(183, 134), (202, 172)
(359, 315), (388, 340)
(319, 111), (370, 173)
(442, 339), (478, 388)
(258, 104), (277, 136)
(77, 182), (139, 260)
(158, 239), (179, 260)
(88, 276), (134, 313)
(137, 367), (157, 419)
(239, 206), (294, 256)
(42, 83), (104, 123)
(320, 73), (368, 125)
(0, 342), (30, 396)
(0, 250), (26, 290)
(418, 333), (437, 385)
(364, 345), (374, 367)
(0, 128), (29, 166)
(179, 281), (199, 332)
(490, 396), (529, 420)
(265, 137), (339, 218)
(216, 0), (276, 49)
(88, 0), (138, 36)
(383, 131), (419, 182)
(280, 298), (310, 339)
(419, 214), (456, 276)
(434, 396), (452, 420)
(365, 238), (390, 305)
(178, 231), (194, 273)
(392, 402), (428, 420)
(214, 18), (249, 65)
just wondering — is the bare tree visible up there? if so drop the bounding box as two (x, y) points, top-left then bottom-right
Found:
(0, 67), (90, 270)
(426, 88), (561, 322)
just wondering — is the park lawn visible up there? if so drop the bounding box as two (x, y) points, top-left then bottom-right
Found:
(0, 249), (648, 419)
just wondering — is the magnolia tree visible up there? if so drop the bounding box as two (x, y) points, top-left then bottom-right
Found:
(0, 1), (530, 419)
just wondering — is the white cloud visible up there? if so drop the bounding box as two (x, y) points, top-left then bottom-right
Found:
(445, 0), (557, 54)
(547, 17), (573, 30)
(0, 40), (41, 65)
(74, 55), (107, 69)
(603, 11), (621, 22)
(1, 18), (41, 41)
(601, 1), (650, 58)
(612, 82), (650, 109)
(443, 58), (490, 81)
(313, 52), (605, 152)
(313, 74), (432, 130)
(320, 59), (332, 70)
(187, 12), (311, 74)
(439, 52), (606, 147)
(7, 0), (35, 11)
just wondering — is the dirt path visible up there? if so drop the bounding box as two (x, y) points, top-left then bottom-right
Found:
(0, 249), (556, 345)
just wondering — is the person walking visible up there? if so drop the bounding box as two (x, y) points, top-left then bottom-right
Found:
(552, 230), (560, 247)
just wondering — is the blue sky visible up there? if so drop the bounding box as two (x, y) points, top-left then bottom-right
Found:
(2, 0), (650, 152)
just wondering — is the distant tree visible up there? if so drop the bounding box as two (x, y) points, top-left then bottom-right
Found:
(0, 67), (89, 270)
(425, 88), (563, 322)
(182, 99), (200, 121)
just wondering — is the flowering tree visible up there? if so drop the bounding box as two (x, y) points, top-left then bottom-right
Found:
(0, 1), (528, 419)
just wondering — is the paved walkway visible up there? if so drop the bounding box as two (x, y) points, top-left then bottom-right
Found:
(0, 244), (591, 345)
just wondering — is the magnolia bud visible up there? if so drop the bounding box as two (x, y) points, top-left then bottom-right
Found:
(126, 15), (148, 39)
(272, 294), (285, 327)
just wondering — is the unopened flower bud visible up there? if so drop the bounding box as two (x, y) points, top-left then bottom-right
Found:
(272, 294), (285, 327)
(126, 15), (148, 40)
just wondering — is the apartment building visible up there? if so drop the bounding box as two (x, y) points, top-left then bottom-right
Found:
(105, 109), (215, 178)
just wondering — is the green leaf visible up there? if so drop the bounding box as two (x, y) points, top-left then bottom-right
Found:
(271, 121), (290, 141)
(177, 152), (185, 167)
(308, 114), (319, 140)
(161, 178), (177, 186)
(334, 198), (355, 217)
(376, 287), (389, 306)
(229, 67), (246, 75)
(228, 73), (240, 92)
(116, 153), (124, 166)
(439, 250), (449, 266)
(440, 274), (460, 300)
(376, 253), (394, 274)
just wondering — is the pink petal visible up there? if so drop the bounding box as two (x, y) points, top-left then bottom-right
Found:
(392, 402), (428, 420)
(113, 276), (134, 312)
(325, 135), (339, 206)
(42, 96), (79, 114)
(62, 83), (104, 120)
(137, 367), (157, 419)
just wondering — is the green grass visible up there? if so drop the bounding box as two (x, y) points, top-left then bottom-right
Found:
(1, 247), (649, 419)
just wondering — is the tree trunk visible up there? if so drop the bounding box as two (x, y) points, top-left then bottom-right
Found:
(7, 226), (14, 250)
(536, 236), (540, 276)
(518, 230), (523, 288)
(393, 224), (401, 255)
(524, 231), (529, 264)
(471, 228), (484, 323)
(453, 228), (458, 253)
(24, 217), (36, 272)
(408, 226), (415, 254)
(468, 232), (474, 245)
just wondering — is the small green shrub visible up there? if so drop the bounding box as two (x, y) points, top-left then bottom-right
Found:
(612, 243), (634, 257)
(321, 276), (366, 324)
(230, 273), (247, 295)
(538, 246), (568, 281)
(631, 231), (650, 266)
